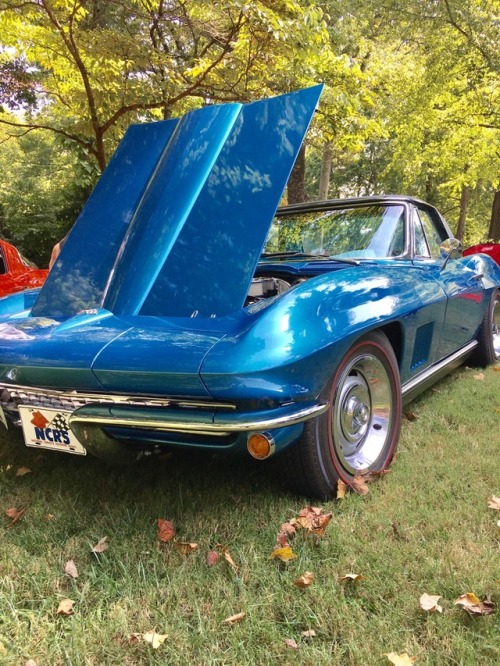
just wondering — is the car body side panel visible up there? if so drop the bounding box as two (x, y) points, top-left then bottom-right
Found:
(200, 265), (454, 402)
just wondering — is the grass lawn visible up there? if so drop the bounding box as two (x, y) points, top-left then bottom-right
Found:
(1, 364), (499, 665)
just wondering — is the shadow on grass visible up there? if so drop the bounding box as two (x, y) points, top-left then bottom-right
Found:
(0, 424), (291, 533)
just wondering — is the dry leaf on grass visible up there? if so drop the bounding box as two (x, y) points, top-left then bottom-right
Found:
(270, 546), (297, 563)
(174, 541), (199, 555)
(5, 507), (26, 525)
(284, 638), (299, 649)
(157, 519), (175, 543)
(207, 550), (219, 566)
(339, 573), (364, 583)
(473, 372), (485, 381)
(404, 411), (418, 422)
(64, 560), (79, 579)
(142, 632), (168, 649)
(337, 479), (348, 499)
(384, 653), (417, 665)
(294, 571), (315, 588)
(25, 660), (38, 666)
(16, 466), (31, 476)
(56, 598), (75, 616)
(92, 536), (109, 553)
(350, 474), (369, 495)
(419, 593), (442, 613)
(487, 495), (500, 511)
(454, 593), (496, 616)
(294, 506), (333, 536)
(301, 629), (316, 638)
(223, 612), (245, 625)
(222, 548), (239, 572)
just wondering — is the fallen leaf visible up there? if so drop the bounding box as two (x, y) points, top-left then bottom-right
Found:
(25, 660), (38, 666)
(454, 593), (496, 616)
(207, 550), (219, 566)
(493, 365), (500, 372)
(301, 629), (317, 638)
(128, 633), (142, 644)
(473, 373), (485, 381)
(44, 513), (55, 521)
(384, 653), (417, 665)
(337, 479), (348, 499)
(223, 548), (239, 573)
(487, 495), (500, 511)
(270, 546), (297, 563)
(350, 474), (369, 495)
(363, 468), (391, 482)
(174, 540), (199, 555)
(284, 638), (299, 649)
(16, 466), (31, 476)
(5, 507), (26, 525)
(404, 411), (417, 422)
(294, 571), (315, 588)
(294, 507), (333, 536)
(419, 593), (442, 613)
(280, 522), (297, 538)
(339, 573), (364, 583)
(64, 559), (79, 579)
(92, 536), (109, 553)
(157, 519), (175, 543)
(56, 598), (75, 615)
(143, 632), (168, 649)
(223, 611), (245, 625)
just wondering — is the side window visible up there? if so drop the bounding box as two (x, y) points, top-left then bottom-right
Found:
(414, 211), (430, 257)
(0, 251), (6, 275)
(415, 208), (447, 259)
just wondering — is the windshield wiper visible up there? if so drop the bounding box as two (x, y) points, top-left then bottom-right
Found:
(261, 251), (360, 265)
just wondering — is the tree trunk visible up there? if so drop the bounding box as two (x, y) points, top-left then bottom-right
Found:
(455, 184), (469, 241)
(488, 189), (500, 241)
(318, 141), (333, 200)
(287, 144), (306, 204)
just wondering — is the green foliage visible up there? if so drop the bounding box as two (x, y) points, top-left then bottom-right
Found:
(0, 123), (91, 266)
(1, 0), (500, 244)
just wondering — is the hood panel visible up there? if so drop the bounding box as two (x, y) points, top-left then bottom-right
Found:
(137, 85), (323, 317)
(32, 86), (322, 320)
(31, 120), (178, 318)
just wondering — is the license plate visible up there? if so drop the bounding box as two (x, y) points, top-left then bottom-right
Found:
(19, 405), (87, 456)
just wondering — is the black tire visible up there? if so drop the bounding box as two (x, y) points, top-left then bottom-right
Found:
(284, 331), (401, 498)
(469, 289), (500, 367)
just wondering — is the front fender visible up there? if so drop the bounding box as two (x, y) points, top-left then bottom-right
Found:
(201, 265), (445, 402)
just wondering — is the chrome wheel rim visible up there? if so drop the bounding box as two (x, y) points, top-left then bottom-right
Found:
(331, 353), (392, 473)
(493, 297), (500, 360)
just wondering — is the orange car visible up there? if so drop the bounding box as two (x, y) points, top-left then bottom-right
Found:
(0, 240), (48, 297)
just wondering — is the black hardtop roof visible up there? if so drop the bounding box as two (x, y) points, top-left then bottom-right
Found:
(277, 194), (433, 215)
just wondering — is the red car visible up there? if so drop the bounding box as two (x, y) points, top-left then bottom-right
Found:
(463, 242), (500, 266)
(0, 240), (48, 298)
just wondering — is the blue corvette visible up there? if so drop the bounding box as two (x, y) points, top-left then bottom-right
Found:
(0, 86), (499, 498)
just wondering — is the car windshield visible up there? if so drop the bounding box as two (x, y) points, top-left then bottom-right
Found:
(265, 204), (405, 259)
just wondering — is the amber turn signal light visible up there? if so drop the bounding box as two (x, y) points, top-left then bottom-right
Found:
(247, 432), (275, 460)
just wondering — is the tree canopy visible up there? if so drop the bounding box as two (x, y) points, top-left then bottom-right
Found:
(1, 0), (499, 264)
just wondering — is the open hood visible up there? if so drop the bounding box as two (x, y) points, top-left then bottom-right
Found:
(32, 85), (323, 319)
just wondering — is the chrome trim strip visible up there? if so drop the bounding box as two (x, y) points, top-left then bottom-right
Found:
(0, 382), (234, 411)
(402, 341), (477, 398)
(68, 402), (329, 434)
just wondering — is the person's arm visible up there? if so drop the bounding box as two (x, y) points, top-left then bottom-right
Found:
(48, 232), (70, 270)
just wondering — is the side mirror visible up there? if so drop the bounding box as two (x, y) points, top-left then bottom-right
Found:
(440, 238), (462, 269)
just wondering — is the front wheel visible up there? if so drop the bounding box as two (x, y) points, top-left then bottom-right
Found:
(284, 331), (401, 498)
